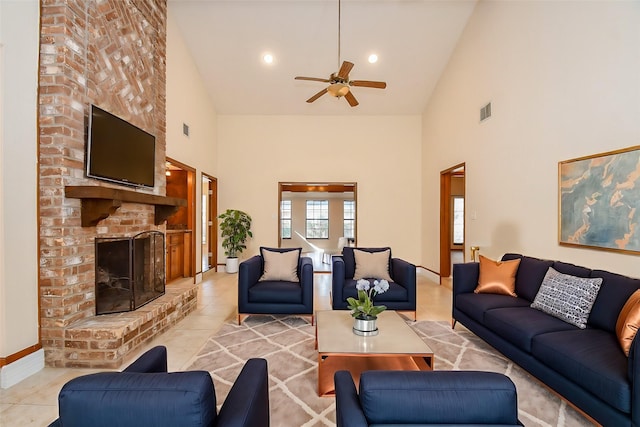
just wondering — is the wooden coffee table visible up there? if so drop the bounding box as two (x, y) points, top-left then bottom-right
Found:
(315, 310), (434, 396)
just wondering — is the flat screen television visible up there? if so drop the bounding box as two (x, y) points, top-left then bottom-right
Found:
(86, 104), (156, 188)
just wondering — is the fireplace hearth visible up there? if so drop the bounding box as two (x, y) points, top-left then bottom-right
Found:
(95, 231), (165, 315)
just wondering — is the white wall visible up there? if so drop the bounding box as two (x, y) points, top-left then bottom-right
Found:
(217, 115), (422, 264)
(0, 0), (41, 384)
(166, 11), (219, 274)
(422, 0), (640, 278)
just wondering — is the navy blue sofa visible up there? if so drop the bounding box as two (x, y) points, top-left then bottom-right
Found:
(335, 370), (522, 426)
(453, 253), (640, 427)
(48, 346), (270, 427)
(332, 247), (417, 320)
(238, 248), (314, 324)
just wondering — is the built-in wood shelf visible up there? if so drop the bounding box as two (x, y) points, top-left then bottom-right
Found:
(65, 186), (188, 227)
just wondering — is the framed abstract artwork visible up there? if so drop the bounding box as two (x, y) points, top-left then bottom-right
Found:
(559, 145), (640, 254)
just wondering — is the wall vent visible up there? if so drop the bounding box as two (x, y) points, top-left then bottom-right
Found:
(480, 102), (492, 122)
(183, 123), (190, 137)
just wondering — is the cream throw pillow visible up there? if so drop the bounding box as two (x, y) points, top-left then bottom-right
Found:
(259, 248), (300, 282)
(353, 249), (393, 282)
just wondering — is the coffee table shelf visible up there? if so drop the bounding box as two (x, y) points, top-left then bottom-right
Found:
(315, 310), (434, 396)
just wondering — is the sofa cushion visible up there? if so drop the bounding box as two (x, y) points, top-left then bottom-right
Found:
(552, 260), (592, 278)
(589, 270), (640, 333)
(342, 279), (407, 302)
(616, 290), (640, 356)
(530, 267), (603, 329)
(248, 281), (301, 304)
(342, 247), (392, 280)
(474, 255), (520, 297)
(259, 247), (300, 282)
(531, 329), (630, 414)
(455, 293), (530, 324)
(502, 254), (554, 302)
(484, 306), (576, 352)
(353, 248), (393, 282)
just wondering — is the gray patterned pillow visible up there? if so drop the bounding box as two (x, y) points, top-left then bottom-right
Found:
(530, 267), (603, 329)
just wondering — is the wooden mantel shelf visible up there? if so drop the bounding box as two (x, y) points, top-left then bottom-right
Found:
(65, 186), (187, 227)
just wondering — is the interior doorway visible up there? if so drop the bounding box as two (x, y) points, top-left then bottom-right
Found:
(440, 163), (465, 282)
(165, 158), (196, 282)
(278, 182), (357, 271)
(201, 173), (217, 272)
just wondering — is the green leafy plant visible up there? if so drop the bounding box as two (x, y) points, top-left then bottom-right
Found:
(218, 209), (253, 258)
(347, 279), (389, 319)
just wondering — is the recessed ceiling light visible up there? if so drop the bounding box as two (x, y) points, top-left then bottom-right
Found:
(368, 54), (378, 64)
(263, 53), (274, 64)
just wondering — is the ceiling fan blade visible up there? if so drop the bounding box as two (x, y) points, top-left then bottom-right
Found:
(306, 88), (328, 103)
(344, 91), (359, 107)
(337, 61), (354, 79)
(350, 80), (387, 89)
(295, 76), (331, 83)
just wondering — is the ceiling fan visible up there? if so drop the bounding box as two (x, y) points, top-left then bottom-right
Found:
(294, 0), (387, 107)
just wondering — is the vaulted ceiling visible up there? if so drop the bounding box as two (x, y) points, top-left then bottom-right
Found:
(169, 0), (477, 115)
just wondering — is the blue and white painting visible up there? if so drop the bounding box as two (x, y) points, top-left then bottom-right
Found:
(560, 146), (640, 253)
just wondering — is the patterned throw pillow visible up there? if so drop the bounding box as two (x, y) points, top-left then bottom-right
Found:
(530, 267), (603, 329)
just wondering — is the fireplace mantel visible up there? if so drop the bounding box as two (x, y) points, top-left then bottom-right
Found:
(65, 186), (187, 227)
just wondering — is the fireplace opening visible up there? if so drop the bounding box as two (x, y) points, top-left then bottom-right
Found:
(95, 231), (165, 315)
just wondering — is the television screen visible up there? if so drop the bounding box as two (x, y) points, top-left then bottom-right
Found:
(86, 105), (156, 188)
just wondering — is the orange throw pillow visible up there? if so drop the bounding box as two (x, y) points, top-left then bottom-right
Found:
(474, 255), (520, 297)
(616, 290), (640, 357)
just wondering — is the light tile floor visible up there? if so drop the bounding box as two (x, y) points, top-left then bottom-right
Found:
(0, 269), (450, 427)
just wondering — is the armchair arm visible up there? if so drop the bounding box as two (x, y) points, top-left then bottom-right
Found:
(334, 371), (368, 427)
(629, 333), (640, 427)
(390, 258), (416, 288)
(123, 345), (168, 373)
(238, 256), (263, 309)
(299, 256), (314, 312)
(217, 358), (270, 427)
(332, 256), (346, 308)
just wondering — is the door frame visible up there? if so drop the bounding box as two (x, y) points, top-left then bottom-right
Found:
(439, 163), (465, 281)
(166, 157), (196, 279)
(202, 173), (217, 272)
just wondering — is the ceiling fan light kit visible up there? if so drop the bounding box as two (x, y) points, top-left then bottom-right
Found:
(327, 83), (350, 98)
(294, 0), (387, 107)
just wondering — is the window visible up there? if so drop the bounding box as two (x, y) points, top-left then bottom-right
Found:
(453, 196), (464, 245)
(306, 200), (328, 238)
(343, 200), (355, 238)
(281, 200), (291, 239)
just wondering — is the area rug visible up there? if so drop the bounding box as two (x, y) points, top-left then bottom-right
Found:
(186, 315), (593, 427)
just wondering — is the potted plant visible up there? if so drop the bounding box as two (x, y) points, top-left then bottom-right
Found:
(347, 279), (389, 336)
(218, 209), (253, 273)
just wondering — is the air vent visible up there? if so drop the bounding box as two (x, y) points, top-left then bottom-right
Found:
(480, 102), (492, 122)
(183, 123), (190, 137)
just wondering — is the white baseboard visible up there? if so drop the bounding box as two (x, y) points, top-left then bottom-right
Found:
(195, 272), (203, 283)
(0, 348), (44, 389)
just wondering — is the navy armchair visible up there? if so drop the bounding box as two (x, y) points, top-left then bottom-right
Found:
(238, 247), (314, 324)
(335, 370), (522, 427)
(332, 247), (416, 320)
(48, 346), (270, 427)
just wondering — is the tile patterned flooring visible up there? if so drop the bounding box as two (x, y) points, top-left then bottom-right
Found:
(0, 268), (450, 426)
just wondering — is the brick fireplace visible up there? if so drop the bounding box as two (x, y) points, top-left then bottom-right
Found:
(38, 0), (195, 368)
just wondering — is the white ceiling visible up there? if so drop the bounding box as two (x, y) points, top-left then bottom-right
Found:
(169, 0), (477, 115)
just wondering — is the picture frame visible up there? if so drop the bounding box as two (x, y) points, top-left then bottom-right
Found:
(559, 145), (640, 254)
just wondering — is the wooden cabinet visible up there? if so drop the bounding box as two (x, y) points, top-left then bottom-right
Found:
(166, 231), (191, 282)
